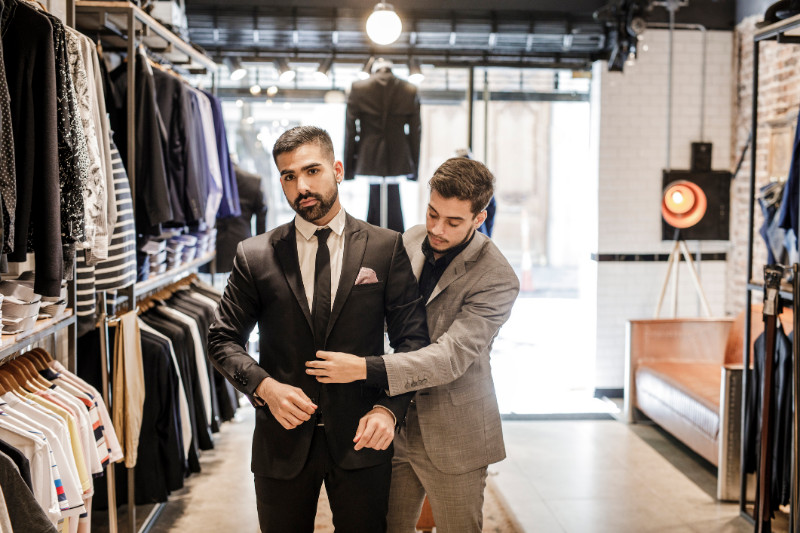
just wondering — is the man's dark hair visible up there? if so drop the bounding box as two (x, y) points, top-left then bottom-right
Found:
(429, 157), (495, 215)
(272, 126), (335, 164)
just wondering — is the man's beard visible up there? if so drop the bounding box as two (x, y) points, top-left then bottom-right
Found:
(427, 226), (475, 254)
(292, 189), (338, 223)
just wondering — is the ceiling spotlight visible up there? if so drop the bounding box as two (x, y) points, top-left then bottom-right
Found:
(408, 58), (424, 84)
(235, 99), (244, 108)
(366, 3), (402, 46)
(358, 56), (375, 80)
(266, 85), (279, 97)
(275, 58), (296, 83)
(315, 57), (333, 82)
(249, 84), (262, 96)
(224, 57), (247, 81)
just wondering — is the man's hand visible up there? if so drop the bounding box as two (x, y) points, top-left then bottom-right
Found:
(353, 408), (395, 451)
(305, 351), (367, 383)
(255, 377), (317, 430)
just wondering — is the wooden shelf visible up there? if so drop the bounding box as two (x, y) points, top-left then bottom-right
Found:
(0, 309), (75, 363)
(133, 251), (215, 299)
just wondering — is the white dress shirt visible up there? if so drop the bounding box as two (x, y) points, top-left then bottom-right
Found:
(294, 207), (347, 313)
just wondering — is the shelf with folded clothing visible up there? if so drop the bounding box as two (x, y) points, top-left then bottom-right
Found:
(742, 16), (800, 530)
(0, 310), (76, 364)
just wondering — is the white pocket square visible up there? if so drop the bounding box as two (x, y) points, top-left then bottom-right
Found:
(355, 267), (379, 285)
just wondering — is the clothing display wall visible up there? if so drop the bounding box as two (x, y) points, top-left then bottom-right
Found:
(77, 278), (237, 508)
(0, 349), (121, 533)
(344, 67), (421, 232)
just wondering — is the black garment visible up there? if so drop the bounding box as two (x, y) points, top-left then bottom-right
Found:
(140, 313), (202, 473)
(366, 182), (404, 233)
(744, 323), (793, 510)
(45, 10), (88, 272)
(110, 49), (173, 235)
(216, 165), (268, 273)
(152, 306), (214, 450)
(170, 290), (237, 422)
(152, 69), (205, 225)
(167, 293), (222, 432)
(344, 69), (421, 181)
(254, 426), (391, 533)
(0, 25), (15, 255)
(2, 0), (63, 296)
(0, 451), (57, 533)
(208, 214), (428, 480)
(136, 329), (186, 501)
(0, 438), (32, 492)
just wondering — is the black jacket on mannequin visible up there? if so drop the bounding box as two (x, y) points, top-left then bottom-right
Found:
(344, 69), (421, 181)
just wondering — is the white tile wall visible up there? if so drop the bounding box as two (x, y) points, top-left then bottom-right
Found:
(591, 29), (734, 389)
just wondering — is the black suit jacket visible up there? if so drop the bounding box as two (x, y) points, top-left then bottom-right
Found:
(208, 213), (429, 479)
(344, 70), (421, 180)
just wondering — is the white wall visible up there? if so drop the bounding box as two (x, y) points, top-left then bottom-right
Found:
(591, 29), (734, 390)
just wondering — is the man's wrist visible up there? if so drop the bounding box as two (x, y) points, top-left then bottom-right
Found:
(371, 405), (397, 426)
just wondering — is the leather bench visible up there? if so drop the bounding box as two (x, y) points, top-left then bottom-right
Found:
(624, 305), (790, 500)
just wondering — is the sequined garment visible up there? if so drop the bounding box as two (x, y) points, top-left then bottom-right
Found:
(66, 29), (108, 263)
(46, 13), (88, 278)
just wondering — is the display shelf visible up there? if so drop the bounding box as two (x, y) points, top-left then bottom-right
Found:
(0, 309), (75, 364)
(755, 11), (800, 42)
(74, 1), (216, 73)
(133, 251), (215, 299)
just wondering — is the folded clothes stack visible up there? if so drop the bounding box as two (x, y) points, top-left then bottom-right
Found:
(165, 239), (184, 269)
(172, 234), (198, 264)
(0, 278), (42, 335)
(140, 238), (168, 278)
(13, 272), (69, 319)
(191, 228), (216, 257)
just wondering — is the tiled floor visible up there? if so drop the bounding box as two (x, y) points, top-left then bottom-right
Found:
(129, 405), (773, 533)
(492, 420), (756, 533)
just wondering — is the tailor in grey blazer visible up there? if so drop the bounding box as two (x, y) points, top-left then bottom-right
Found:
(385, 224), (520, 474)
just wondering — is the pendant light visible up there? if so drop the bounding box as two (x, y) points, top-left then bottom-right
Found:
(366, 3), (402, 45)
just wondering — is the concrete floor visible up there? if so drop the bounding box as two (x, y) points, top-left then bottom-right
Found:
(99, 405), (783, 533)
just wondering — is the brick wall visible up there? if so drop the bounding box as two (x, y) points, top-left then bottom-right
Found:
(592, 29), (734, 389)
(730, 16), (800, 314)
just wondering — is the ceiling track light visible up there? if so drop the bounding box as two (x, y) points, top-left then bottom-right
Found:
(275, 57), (296, 83)
(408, 57), (424, 84)
(315, 56), (333, 82)
(249, 68), (262, 95)
(358, 56), (375, 80)
(366, 3), (402, 46)
(224, 56), (247, 81)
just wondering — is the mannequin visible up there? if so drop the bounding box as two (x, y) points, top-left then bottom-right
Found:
(344, 58), (421, 231)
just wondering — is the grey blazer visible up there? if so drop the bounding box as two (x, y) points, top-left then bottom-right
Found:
(385, 224), (520, 475)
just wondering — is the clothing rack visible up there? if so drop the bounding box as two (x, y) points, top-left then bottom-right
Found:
(742, 12), (800, 531)
(68, 3), (218, 532)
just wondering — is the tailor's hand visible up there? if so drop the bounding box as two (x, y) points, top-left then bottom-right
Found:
(305, 351), (367, 383)
(353, 407), (395, 451)
(256, 377), (317, 429)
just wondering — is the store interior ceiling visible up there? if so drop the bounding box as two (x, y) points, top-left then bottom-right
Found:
(182, 0), (735, 80)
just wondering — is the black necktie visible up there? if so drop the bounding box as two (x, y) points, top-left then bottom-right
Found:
(312, 228), (332, 349)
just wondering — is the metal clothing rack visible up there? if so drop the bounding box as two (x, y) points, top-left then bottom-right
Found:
(742, 12), (800, 531)
(67, 3), (218, 532)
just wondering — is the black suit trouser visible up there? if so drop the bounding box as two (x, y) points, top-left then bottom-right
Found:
(254, 426), (391, 532)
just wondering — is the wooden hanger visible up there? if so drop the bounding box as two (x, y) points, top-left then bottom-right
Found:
(7, 359), (46, 390)
(0, 369), (22, 393)
(17, 356), (52, 389)
(27, 348), (52, 371)
(1, 361), (35, 392)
